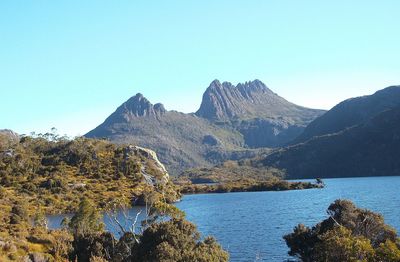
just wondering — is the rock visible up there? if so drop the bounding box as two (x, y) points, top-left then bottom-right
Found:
(1, 149), (15, 158)
(23, 253), (49, 262)
(202, 135), (219, 146)
(68, 183), (87, 189)
(127, 145), (169, 184)
(117, 93), (166, 119)
(154, 103), (166, 114)
(0, 129), (20, 144)
(0, 240), (17, 253)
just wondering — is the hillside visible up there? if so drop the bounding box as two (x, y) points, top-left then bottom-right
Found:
(0, 132), (180, 215)
(86, 93), (256, 175)
(86, 80), (324, 174)
(259, 105), (400, 179)
(292, 85), (400, 144)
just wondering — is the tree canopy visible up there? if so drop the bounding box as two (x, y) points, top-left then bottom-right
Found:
(284, 199), (400, 262)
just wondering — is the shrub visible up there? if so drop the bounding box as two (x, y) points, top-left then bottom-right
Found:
(10, 203), (29, 224)
(135, 218), (229, 262)
(284, 199), (400, 262)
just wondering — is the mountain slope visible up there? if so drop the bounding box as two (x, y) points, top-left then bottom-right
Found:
(86, 93), (255, 174)
(196, 80), (324, 147)
(86, 80), (324, 174)
(292, 86), (400, 144)
(260, 105), (400, 179)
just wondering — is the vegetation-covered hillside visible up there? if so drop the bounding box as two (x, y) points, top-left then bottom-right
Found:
(0, 131), (180, 215)
(0, 132), (230, 261)
(260, 106), (400, 179)
(291, 85), (400, 144)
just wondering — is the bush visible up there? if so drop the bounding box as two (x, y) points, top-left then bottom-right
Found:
(68, 198), (104, 237)
(10, 203), (29, 224)
(135, 218), (229, 262)
(284, 199), (400, 262)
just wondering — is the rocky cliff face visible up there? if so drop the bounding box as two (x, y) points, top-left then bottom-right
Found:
(196, 79), (325, 147)
(196, 79), (324, 123)
(127, 145), (169, 185)
(0, 129), (19, 142)
(104, 94), (166, 125)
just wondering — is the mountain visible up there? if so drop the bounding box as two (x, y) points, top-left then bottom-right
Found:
(259, 86), (400, 179)
(86, 80), (324, 174)
(196, 80), (324, 147)
(86, 93), (252, 174)
(292, 86), (400, 144)
(196, 79), (322, 123)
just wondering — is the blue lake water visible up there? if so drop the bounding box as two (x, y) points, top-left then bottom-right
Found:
(176, 176), (400, 261)
(48, 176), (400, 261)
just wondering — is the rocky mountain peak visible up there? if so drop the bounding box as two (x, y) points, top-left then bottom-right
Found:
(196, 79), (300, 121)
(237, 79), (273, 96)
(209, 79), (222, 87)
(114, 93), (166, 120)
(154, 103), (166, 113)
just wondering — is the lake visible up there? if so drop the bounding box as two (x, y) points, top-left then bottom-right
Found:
(48, 176), (400, 261)
(176, 176), (400, 261)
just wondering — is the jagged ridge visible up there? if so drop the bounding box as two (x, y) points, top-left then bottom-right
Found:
(196, 79), (324, 123)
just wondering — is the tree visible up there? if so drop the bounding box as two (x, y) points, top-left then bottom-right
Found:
(314, 227), (375, 262)
(9, 202), (29, 224)
(33, 211), (48, 229)
(68, 198), (104, 237)
(134, 218), (229, 262)
(375, 240), (400, 262)
(284, 199), (400, 262)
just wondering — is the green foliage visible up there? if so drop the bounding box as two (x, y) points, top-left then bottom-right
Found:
(69, 198), (104, 237)
(0, 133), (181, 261)
(178, 162), (284, 184)
(180, 178), (322, 194)
(284, 199), (400, 262)
(177, 162), (323, 194)
(262, 104), (400, 179)
(135, 218), (229, 262)
(0, 134), (179, 215)
(9, 202), (29, 225)
(33, 211), (48, 228)
(375, 240), (400, 261)
(315, 227), (375, 262)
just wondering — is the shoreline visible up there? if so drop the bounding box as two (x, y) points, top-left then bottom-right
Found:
(178, 179), (324, 195)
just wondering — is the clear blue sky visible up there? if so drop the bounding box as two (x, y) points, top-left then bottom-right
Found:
(1, 1), (399, 136)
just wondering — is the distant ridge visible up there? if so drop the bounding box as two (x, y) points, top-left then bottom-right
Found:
(259, 85), (400, 179)
(292, 85), (400, 144)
